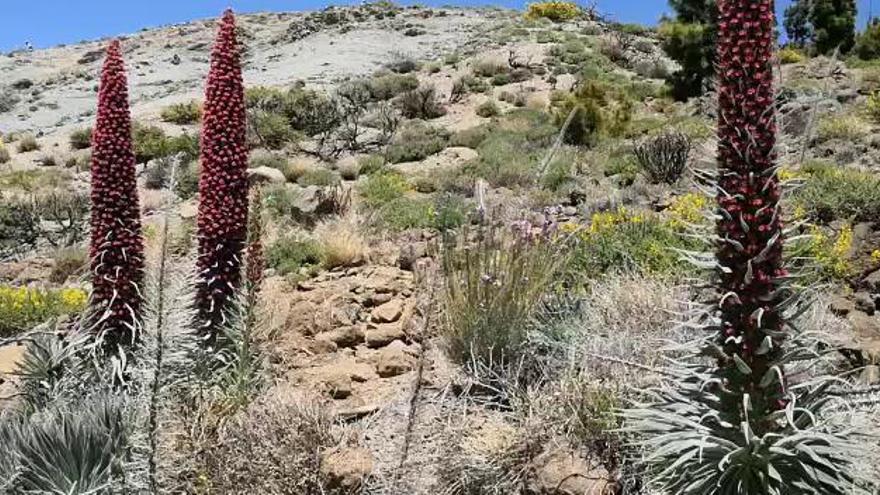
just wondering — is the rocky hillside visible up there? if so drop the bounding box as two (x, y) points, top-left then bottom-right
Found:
(0, 2), (879, 494)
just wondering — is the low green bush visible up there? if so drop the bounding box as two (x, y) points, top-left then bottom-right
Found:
(476, 101), (500, 118)
(297, 168), (339, 187)
(359, 170), (410, 208)
(160, 100), (202, 124)
(267, 237), (322, 277)
(792, 163), (880, 223)
(385, 122), (450, 163)
(69, 128), (92, 150)
(17, 134), (39, 153)
(368, 73), (420, 100)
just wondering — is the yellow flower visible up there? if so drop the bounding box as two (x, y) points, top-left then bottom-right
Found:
(667, 193), (709, 229)
(871, 250), (880, 265)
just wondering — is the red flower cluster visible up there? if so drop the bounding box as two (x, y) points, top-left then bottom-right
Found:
(89, 40), (144, 352)
(195, 9), (249, 341)
(715, 0), (786, 416)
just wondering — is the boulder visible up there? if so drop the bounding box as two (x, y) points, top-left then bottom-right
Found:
(248, 166), (286, 184)
(317, 325), (365, 348)
(365, 323), (405, 348)
(375, 344), (415, 377)
(371, 299), (403, 323)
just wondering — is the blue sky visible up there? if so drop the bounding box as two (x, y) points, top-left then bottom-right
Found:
(0, 0), (874, 52)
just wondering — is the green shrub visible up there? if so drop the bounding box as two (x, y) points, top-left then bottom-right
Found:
(161, 100), (202, 124)
(856, 20), (880, 60)
(132, 124), (200, 163)
(368, 73), (420, 100)
(69, 128), (92, 150)
(459, 109), (559, 188)
(659, 21), (713, 100)
(0, 143), (9, 164)
(0, 198), (40, 257)
(249, 151), (288, 170)
(49, 248), (88, 284)
(385, 53), (419, 74)
(358, 154), (386, 175)
(0, 286), (87, 337)
(174, 160), (200, 200)
(0, 169), (70, 193)
(433, 193), (472, 230)
(396, 85), (446, 119)
(793, 163), (880, 222)
(816, 113), (869, 142)
(472, 59), (508, 78)
(565, 209), (694, 279)
(267, 237), (322, 277)
(525, 1), (581, 22)
(449, 124), (493, 149)
(385, 122), (450, 163)
(541, 153), (575, 191)
(554, 81), (633, 147)
(297, 167), (339, 187)
(263, 184), (307, 223)
(491, 72), (512, 86)
(450, 75), (490, 102)
(778, 46), (806, 64)
(476, 101), (500, 118)
(441, 225), (565, 375)
(249, 111), (296, 149)
(17, 134), (39, 153)
(375, 197), (435, 230)
(359, 170), (410, 208)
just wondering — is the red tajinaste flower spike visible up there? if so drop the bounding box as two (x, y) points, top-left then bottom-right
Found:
(89, 39), (144, 353)
(715, 0), (786, 420)
(195, 9), (248, 342)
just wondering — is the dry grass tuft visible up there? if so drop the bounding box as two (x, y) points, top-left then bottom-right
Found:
(200, 388), (339, 494)
(314, 215), (369, 269)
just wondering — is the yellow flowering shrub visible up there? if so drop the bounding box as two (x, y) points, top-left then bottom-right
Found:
(778, 47), (806, 65)
(667, 193), (709, 229)
(565, 207), (698, 279)
(867, 91), (880, 123)
(0, 286), (87, 337)
(807, 224), (854, 280)
(525, 1), (581, 22)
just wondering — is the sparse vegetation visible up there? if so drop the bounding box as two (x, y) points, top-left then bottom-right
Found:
(69, 127), (93, 150)
(385, 121), (449, 163)
(160, 100), (202, 124)
(17, 134), (40, 153)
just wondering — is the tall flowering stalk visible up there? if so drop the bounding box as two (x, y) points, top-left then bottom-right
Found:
(89, 39), (144, 353)
(196, 9), (248, 343)
(622, 2), (871, 492)
(714, 0), (785, 427)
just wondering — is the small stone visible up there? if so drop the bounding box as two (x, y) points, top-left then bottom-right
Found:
(371, 299), (403, 323)
(365, 323), (405, 348)
(829, 295), (855, 317)
(375, 346), (415, 377)
(320, 447), (374, 489)
(527, 448), (616, 495)
(317, 325), (365, 348)
(323, 374), (352, 399)
(865, 270), (880, 292)
(297, 280), (317, 291)
(855, 292), (876, 315)
(367, 292), (393, 307)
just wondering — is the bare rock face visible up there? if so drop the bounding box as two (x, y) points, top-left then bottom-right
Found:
(320, 446), (374, 489)
(527, 448), (616, 495)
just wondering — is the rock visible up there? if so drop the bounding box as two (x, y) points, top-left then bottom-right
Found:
(865, 270), (880, 293)
(179, 199), (198, 219)
(375, 345), (415, 377)
(366, 292), (393, 307)
(307, 338), (338, 355)
(248, 166), (286, 184)
(855, 292), (876, 315)
(398, 242), (428, 271)
(365, 323), (405, 348)
(846, 312), (880, 362)
(527, 448), (616, 495)
(320, 447), (374, 489)
(829, 295), (856, 317)
(323, 373), (352, 399)
(371, 299), (403, 323)
(317, 325), (365, 348)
